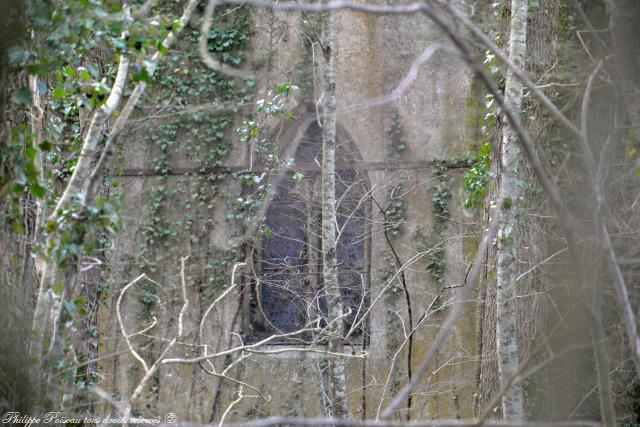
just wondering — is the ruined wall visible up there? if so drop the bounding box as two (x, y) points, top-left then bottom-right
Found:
(97, 1), (481, 422)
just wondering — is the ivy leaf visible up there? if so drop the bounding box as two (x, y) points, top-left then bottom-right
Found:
(53, 283), (64, 295)
(156, 40), (168, 56)
(53, 86), (67, 99)
(39, 141), (53, 152)
(11, 87), (33, 106)
(24, 147), (37, 161)
(503, 197), (513, 210)
(46, 220), (58, 233)
(75, 296), (87, 314)
(63, 65), (75, 78)
(133, 67), (150, 83)
(30, 184), (46, 199)
(11, 222), (25, 234)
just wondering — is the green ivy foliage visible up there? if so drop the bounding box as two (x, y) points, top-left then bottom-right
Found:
(463, 142), (492, 209)
(130, 3), (256, 314)
(426, 165), (452, 284)
(42, 195), (121, 267)
(1, 0), (179, 229)
(234, 82), (299, 230)
(430, 164), (453, 218)
(386, 196), (407, 236)
(384, 112), (407, 158)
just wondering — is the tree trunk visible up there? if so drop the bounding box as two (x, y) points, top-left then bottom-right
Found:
(321, 9), (348, 419)
(496, 0), (527, 421)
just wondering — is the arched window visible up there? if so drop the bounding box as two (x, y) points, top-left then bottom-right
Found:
(246, 123), (368, 344)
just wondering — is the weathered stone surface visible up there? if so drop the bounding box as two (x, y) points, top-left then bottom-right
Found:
(98, 1), (478, 422)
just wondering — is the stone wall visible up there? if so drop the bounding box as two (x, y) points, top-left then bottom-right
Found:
(97, 1), (480, 422)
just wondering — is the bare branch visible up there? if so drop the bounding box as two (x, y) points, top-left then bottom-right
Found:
(199, 262), (246, 373)
(219, 387), (246, 427)
(117, 274), (153, 374)
(217, 0), (429, 15)
(200, 0), (253, 78)
(121, 257), (191, 423)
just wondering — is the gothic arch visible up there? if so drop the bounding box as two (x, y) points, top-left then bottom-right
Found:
(245, 119), (371, 344)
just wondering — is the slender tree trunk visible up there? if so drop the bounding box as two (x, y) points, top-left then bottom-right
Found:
(321, 8), (348, 419)
(28, 76), (46, 246)
(27, 53), (130, 411)
(496, 0), (527, 421)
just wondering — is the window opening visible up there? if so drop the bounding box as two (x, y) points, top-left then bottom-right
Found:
(246, 124), (368, 344)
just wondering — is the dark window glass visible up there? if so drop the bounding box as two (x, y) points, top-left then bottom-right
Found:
(247, 125), (367, 344)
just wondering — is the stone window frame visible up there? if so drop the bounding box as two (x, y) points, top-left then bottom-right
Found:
(243, 120), (372, 346)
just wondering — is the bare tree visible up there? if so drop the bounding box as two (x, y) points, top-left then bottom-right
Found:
(496, 0), (527, 421)
(319, 6), (349, 419)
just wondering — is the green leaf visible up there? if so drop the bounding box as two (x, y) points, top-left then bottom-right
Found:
(11, 222), (25, 234)
(133, 67), (150, 83)
(53, 283), (64, 295)
(503, 197), (513, 210)
(30, 184), (45, 199)
(112, 38), (127, 52)
(11, 88), (33, 106)
(63, 65), (75, 78)
(89, 63), (101, 79)
(46, 220), (58, 233)
(39, 141), (53, 152)
(156, 41), (168, 56)
(26, 63), (48, 76)
(53, 86), (67, 99)
(25, 147), (37, 160)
